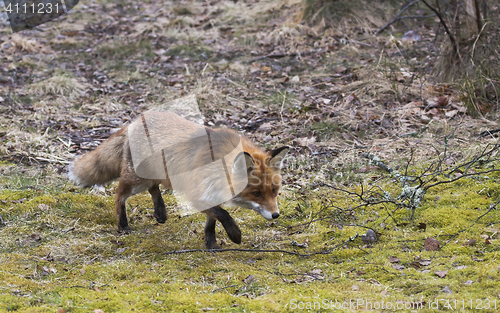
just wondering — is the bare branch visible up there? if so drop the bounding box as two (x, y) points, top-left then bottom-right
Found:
(421, 0), (459, 57)
(375, 0), (422, 35)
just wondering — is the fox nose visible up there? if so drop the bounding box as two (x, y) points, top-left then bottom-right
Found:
(272, 212), (280, 219)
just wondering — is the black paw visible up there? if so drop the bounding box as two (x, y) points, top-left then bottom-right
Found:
(225, 224), (242, 244)
(154, 210), (167, 224)
(205, 241), (222, 250)
(118, 225), (132, 234)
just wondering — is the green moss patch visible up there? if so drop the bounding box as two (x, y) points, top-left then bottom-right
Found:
(1, 162), (499, 312)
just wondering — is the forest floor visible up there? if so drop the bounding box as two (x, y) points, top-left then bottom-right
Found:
(1, 0), (500, 312)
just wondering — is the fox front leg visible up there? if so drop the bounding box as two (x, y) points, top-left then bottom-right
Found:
(204, 215), (220, 249)
(148, 184), (167, 224)
(204, 206), (242, 249)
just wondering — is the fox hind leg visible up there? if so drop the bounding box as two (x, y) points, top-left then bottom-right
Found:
(149, 184), (167, 223)
(115, 178), (132, 233)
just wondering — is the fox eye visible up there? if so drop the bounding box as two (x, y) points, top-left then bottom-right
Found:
(252, 191), (262, 197)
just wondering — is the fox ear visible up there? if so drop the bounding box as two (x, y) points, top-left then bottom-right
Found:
(269, 146), (289, 170)
(233, 151), (255, 174)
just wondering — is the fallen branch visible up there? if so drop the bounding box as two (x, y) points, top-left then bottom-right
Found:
(246, 50), (322, 64)
(375, 0), (422, 35)
(478, 128), (500, 137)
(421, 0), (459, 57)
(165, 248), (319, 257)
(361, 153), (394, 173)
(325, 136), (500, 220)
(164, 237), (357, 257)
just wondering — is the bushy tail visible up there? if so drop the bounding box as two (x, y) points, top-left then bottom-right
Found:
(68, 129), (127, 187)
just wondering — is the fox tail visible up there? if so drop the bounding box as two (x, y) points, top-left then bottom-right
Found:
(68, 129), (126, 187)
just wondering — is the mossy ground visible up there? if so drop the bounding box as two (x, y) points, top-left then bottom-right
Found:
(1, 158), (499, 312)
(2, 0), (500, 311)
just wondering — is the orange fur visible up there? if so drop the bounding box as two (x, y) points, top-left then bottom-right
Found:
(69, 113), (288, 248)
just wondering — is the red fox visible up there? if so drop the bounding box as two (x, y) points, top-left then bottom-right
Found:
(69, 112), (288, 249)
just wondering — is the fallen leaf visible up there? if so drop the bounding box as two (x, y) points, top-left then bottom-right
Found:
(258, 122), (272, 131)
(361, 229), (377, 244)
(243, 275), (255, 284)
(424, 237), (439, 251)
(334, 66), (347, 73)
(347, 93), (360, 105)
(417, 223), (427, 231)
(38, 204), (50, 211)
(352, 285), (360, 291)
(310, 269), (323, 275)
(437, 96), (448, 106)
(290, 240), (308, 248)
(389, 256), (400, 263)
(295, 136), (316, 147)
(290, 75), (300, 84)
(445, 110), (458, 117)
(464, 239), (476, 246)
(434, 270), (448, 278)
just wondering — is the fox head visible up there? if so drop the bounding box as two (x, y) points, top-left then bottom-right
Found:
(229, 146), (289, 221)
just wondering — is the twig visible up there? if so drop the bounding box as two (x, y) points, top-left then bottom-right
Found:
(474, 0), (482, 32)
(246, 50), (322, 63)
(212, 284), (238, 293)
(424, 168), (500, 189)
(471, 22), (488, 66)
(375, 0), (422, 35)
(35, 157), (70, 165)
(433, 197), (500, 257)
(478, 127), (500, 138)
(361, 153), (393, 173)
(165, 248), (317, 257)
(63, 227), (75, 234)
(165, 237), (357, 257)
(421, 0), (459, 57)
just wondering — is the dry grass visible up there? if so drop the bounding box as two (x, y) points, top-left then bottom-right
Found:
(28, 72), (90, 100)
